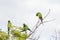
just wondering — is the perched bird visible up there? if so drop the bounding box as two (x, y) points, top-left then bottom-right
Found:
(7, 20), (12, 35)
(21, 23), (32, 33)
(36, 12), (43, 24)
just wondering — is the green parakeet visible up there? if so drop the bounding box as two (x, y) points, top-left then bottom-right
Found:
(36, 12), (43, 23)
(21, 23), (32, 33)
(7, 20), (12, 35)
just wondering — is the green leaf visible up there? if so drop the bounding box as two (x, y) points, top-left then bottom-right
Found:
(0, 30), (9, 40)
(20, 33), (28, 39)
(11, 30), (21, 37)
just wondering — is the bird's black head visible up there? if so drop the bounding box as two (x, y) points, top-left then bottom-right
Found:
(36, 12), (40, 16)
(8, 20), (10, 23)
(23, 23), (25, 27)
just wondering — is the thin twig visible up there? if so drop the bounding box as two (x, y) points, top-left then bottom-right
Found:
(28, 38), (36, 40)
(30, 20), (39, 37)
(43, 9), (51, 19)
(36, 36), (40, 40)
(32, 20), (39, 31)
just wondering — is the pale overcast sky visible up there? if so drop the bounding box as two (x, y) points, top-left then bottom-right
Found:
(0, 0), (60, 40)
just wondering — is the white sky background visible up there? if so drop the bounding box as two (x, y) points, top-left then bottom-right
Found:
(0, 0), (60, 40)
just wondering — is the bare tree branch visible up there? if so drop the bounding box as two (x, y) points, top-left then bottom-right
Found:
(32, 20), (39, 31)
(43, 9), (51, 19)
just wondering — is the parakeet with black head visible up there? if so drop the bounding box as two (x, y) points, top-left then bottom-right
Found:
(36, 12), (43, 23)
(7, 20), (12, 35)
(21, 23), (32, 32)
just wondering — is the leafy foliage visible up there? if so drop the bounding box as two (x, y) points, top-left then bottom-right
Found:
(0, 30), (9, 40)
(11, 30), (28, 40)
